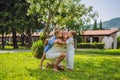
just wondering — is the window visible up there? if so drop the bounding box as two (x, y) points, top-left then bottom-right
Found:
(93, 37), (99, 42)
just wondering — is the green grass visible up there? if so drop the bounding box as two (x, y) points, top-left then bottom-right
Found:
(0, 51), (120, 80)
(77, 49), (120, 55)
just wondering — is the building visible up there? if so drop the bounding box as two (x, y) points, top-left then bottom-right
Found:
(0, 32), (40, 45)
(80, 29), (118, 49)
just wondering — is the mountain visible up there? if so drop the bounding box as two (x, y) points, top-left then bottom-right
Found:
(102, 17), (120, 29)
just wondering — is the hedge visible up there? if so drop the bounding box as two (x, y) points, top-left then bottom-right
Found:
(117, 37), (120, 49)
(77, 42), (104, 49)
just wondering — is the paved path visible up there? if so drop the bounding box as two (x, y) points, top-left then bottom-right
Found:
(0, 50), (31, 53)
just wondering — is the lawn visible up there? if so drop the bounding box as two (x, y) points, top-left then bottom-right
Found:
(0, 51), (120, 80)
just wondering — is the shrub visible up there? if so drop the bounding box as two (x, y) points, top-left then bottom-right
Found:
(7, 42), (13, 46)
(77, 42), (104, 49)
(94, 42), (104, 49)
(17, 42), (21, 46)
(117, 37), (120, 48)
(31, 40), (44, 58)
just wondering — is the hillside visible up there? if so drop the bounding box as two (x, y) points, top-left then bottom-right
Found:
(89, 17), (120, 30)
(102, 17), (120, 29)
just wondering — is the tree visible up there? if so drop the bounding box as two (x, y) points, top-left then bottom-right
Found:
(99, 20), (103, 30)
(0, 25), (7, 49)
(27, 0), (98, 37)
(0, 0), (12, 48)
(27, 0), (62, 37)
(7, 0), (30, 48)
(93, 19), (98, 30)
(0, 0), (36, 48)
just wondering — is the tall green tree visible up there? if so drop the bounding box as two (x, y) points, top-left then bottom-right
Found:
(0, 0), (12, 48)
(99, 20), (103, 30)
(0, 24), (7, 49)
(0, 0), (35, 48)
(93, 19), (98, 30)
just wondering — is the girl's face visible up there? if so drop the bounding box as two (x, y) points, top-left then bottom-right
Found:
(68, 31), (72, 37)
(63, 31), (68, 37)
(63, 31), (68, 41)
(56, 30), (63, 38)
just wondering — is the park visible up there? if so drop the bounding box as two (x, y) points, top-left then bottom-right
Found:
(0, 0), (120, 80)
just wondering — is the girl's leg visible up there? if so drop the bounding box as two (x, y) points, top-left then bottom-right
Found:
(53, 52), (66, 71)
(40, 53), (46, 69)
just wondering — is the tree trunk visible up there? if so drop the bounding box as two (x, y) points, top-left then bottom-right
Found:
(26, 29), (32, 48)
(12, 28), (18, 49)
(1, 32), (4, 49)
(20, 33), (25, 46)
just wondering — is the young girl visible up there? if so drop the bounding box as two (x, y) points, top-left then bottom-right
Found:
(66, 30), (76, 70)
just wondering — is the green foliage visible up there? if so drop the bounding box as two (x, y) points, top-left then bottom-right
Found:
(77, 43), (104, 49)
(31, 40), (44, 58)
(7, 42), (21, 46)
(117, 37), (120, 48)
(27, 0), (97, 36)
(7, 42), (13, 46)
(76, 35), (82, 43)
(0, 52), (120, 80)
(93, 19), (98, 30)
(99, 20), (103, 30)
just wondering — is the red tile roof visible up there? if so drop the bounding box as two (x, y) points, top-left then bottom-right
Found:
(31, 32), (40, 36)
(81, 30), (118, 36)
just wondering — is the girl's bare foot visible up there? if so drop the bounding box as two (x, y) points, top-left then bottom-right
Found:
(53, 68), (59, 72)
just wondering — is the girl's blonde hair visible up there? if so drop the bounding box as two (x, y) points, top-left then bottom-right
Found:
(70, 30), (76, 36)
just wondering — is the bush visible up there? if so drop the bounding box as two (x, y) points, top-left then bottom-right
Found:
(17, 42), (21, 46)
(31, 40), (44, 58)
(117, 37), (120, 48)
(7, 42), (13, 46)
(77, 42), (104, 49)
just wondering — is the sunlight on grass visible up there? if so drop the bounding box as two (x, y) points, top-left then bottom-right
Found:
(0, 52), (120, 80)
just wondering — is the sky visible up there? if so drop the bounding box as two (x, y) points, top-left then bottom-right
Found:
(81, 0), (120, 23)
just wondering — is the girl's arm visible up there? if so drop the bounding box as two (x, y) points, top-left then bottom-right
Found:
(44, 39), (49, 47)
(54, 39), (66, 44)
